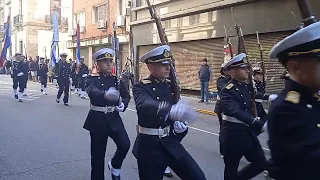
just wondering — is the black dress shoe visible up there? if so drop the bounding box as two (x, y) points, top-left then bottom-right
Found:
(18, 99), (23, 102)
(64, 103), (69, 106)
(14, 95), (18, 99)
(164, 172), (173, 178)
(56, 99), (60, 103)
(108, 163), (120, 180)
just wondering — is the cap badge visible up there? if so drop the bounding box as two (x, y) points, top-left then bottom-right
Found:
(105, 53), (111, 58)
(163, 50), (170, 58)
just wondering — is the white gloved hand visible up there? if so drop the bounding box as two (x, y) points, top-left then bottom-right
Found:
(104, 87), (120, 102)
(169, 102), (197, 125)
(268, 94), (278, 102)
(17, 72), (23, 77)
(69, 78), (72, 83)
(82, 74), (88, 78)
(174, 121), (188, 133)
(116, 102), (125, 112)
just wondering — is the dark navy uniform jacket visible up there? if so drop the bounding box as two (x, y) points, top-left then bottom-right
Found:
(83, 72), (130, 133)
(38, 63), (48, 77)
(267, 79), (320, 180)
(220, 79), (267, 146)
(214, 75), (231, 113)
(57, 61), (71, 79)
(11, 60), (28, 78)
(132, 75), (187, 159)
(77, 63), (89, 78)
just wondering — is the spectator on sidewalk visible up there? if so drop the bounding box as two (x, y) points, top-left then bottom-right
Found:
(29, 58), (39, 82)
(4, 60), (12, 75)
(198, 58), (212, 104)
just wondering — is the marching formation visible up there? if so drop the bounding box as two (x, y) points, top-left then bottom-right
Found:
(2, 0), (320, 180)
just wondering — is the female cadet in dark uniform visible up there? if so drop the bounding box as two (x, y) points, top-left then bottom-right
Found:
(132, 45), (206, 180)
(84, 48), (130, 180)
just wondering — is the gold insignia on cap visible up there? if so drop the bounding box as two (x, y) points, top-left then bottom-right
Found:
(285, 91), (300, 104)
(105, 53), (111, 58)
(163, 51), (170, 58)
(225, 83), (234, 90)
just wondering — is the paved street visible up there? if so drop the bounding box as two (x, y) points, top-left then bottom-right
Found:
(0, 75), (269, 180)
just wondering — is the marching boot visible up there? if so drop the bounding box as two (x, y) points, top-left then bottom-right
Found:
(23, 88), (27, 96)
(40, 85), (44, 92)
(108, 161), (121, 180)
(80, 90), (86, 99)
(14, 89), (18, 99)
(18, 92), (23, 102)
(74, 88), (78, 94)
(56, 99), (60, 103)
(43, 88), (47, 95)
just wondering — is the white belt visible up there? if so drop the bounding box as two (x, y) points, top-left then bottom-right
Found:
(137, 125), (170, 137)
(255, 99), (263, 103)
(223, 114), (249, 127)
(90, 105), (115, 113)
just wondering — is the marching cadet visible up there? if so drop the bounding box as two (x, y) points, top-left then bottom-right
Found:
(56, 53), (71, 106)
(38, 57), (49, 95)
(132, 45), (206, 180)
(214, 62), (231, 157)
(220, 53), (268, 180)
(214, 62), (231, 127)
(70, 59), (78, 93)
(84, 48), (130, 180)
(77, 56), (89, 99)
(11, 53), (29, 102)
(267, 21), (320, 180)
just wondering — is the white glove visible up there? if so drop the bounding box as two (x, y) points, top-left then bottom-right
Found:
(268, 94), (278, 102)
(17, 72), (23, 77)
(169, 102), (197, 124)
(174, 121), (188, 133)
(69, 78), (72, 83)
(116, 102), (125, 112)
(82, 74), (88, 78)
(104, 87), (120, 102)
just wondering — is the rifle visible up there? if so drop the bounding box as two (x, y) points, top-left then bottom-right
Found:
(112, 22), (121, 91)
(24, 44), (27, 61)
(296, 0), (316, 27)
(231, 7), (258, 118)
(256, 31), (266, 86)
(224, 25), (234, 58)
(145, 0), (180, 103)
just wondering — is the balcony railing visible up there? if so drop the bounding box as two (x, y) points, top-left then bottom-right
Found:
(13, 15), (23, 27)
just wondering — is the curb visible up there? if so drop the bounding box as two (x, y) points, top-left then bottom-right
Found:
(196, 109), (217, 116)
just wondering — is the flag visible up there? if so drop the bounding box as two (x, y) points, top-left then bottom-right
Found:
(0, 15), (11, 67)
(76, 23), (81, 65)
(51, 10), (59, 67)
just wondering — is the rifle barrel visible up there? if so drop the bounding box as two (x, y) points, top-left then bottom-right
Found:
(296, 0), (317, 26)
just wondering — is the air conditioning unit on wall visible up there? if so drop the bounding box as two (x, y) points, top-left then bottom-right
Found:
(97, 20), (107, 29)
(117, 15), (125, 27)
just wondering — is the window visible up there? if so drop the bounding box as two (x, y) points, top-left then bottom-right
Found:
(73, 11), (86, 28)
(93, 4), (106, 23)
(189, 14), (200, 25)
(136, 0), (143, 7)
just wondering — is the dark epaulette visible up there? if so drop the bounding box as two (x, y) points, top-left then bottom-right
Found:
(141, 79), (152, 84)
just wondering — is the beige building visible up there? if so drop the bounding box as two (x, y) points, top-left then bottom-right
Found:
(129, 0), (320, 93)
(0, 0), (72, 60)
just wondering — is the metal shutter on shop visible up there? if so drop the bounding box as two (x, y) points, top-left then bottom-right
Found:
(243, 31), (293, 93)
(138, 38), (224, 91)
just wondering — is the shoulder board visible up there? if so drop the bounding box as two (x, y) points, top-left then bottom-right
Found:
(165, 79), (171, 83)
(285, 91), (300, 104)
(225, 83), (234, 90)
(314, 93), (320, 101)
(141, 79), (152, 84)
(90, 73), (100, 77)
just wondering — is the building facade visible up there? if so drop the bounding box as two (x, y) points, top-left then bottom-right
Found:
(129, 0), (320, 93)
(0, 0), (72, 59)
(66, 0), (131, 70)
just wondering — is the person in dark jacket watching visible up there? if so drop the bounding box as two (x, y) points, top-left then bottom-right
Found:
(198, 58), (212, 104)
